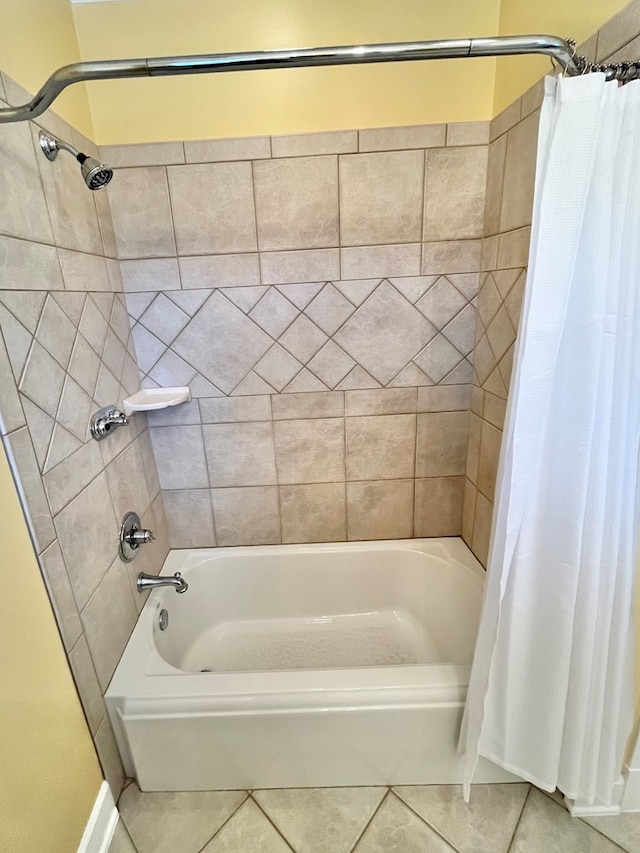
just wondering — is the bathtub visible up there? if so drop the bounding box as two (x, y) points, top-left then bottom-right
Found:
(106, 537), (516, 791)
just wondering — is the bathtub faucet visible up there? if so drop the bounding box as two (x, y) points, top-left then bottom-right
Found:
(137, 571), (189, 594)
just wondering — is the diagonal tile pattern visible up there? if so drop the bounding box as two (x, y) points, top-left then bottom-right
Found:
(334, 281), (437, 385)
(394, 783), (529, 853)
(172, 291), (273, 394)
(253, 786), (386, 853)
(117, 784), (248, 853)
(129, 276), (477, 396)
(201, 798), (294, 853)
(112, 783), (640, 853)
(353, 792), (456, 852)
(463, 266), (525, 566)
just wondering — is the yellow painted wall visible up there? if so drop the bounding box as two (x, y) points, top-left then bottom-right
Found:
(0, 444), (103, 853)
(0, 0), (94, 138)
(0, 1), (633, 143)
(71, 0), (500, 145)
(495, 0), (631, 114)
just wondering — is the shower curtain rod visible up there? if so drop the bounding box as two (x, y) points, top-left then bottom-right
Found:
(0, 32), (630, 126)
(0, 34), (584, 125)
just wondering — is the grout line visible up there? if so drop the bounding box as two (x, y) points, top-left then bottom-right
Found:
(390, 788), (462, 851)
(155, 475), (423, 490)
(116, 818), (139, 853)
(267, 417), (282, 544)
(581, 820), (631, 852)
(66, 634), (108, 739)
(162, 165), (180, 267)
(347, 788), (390, 853)
(337, 154), (343, 277)
(506, 785), (531, 852)
(249, 794), (297, 852)
(421, 148), (428, 244)
(25, 120), (59, 250)
(193, 792), (251, 853)
(249, 160), (262, 255)
(412, 405), (419, 538)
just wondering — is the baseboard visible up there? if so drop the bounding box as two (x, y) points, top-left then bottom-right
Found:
(77, 781), (118, 853)
(565, 776), (624, 817)
(620, 766), (640, 812)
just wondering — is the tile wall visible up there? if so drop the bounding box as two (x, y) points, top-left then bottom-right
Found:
(460, 92), (538, 566)
(104, 122), (490, 547)
(461, 2), (640, 565)
(0, 74), (169, 796)
(3, 0), (638, 804)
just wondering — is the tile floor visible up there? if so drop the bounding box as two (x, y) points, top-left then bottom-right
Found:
(108, 781), (640, 853)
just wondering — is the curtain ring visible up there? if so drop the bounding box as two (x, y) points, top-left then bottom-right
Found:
(563, 38), (578, 78)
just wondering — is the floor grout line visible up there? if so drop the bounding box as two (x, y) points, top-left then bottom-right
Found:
(192, 791), (251, 853)
(518, 787), (632, 853)
(346, 787), (390, 853)
(115, 816), (139, 853)
(505, 784), (531, 853)
(390, 788), (461, 852)
(249, 793), (298, 852)
(583, 823), (631, 853)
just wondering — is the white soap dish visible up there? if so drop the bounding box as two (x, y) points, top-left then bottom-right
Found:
(123, 387), (191, 415)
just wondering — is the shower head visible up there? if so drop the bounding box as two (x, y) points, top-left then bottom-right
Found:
(38, 131), (113, 190)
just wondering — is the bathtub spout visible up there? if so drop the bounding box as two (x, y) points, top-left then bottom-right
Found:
(137, 571), (188, 594)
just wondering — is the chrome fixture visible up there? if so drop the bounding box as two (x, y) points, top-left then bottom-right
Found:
(90, 404), (129, 441)
(0, 35), (590, 125)
(38, 130), (113, 190)
(137, 572), (188, 595)
(158, 608), (169, 630)
(119, 511), (155, 563)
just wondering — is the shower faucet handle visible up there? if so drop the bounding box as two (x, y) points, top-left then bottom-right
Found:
(127, 528), (155, 546)
(90, 404), (129, 441)
(119, 512), (155, 563)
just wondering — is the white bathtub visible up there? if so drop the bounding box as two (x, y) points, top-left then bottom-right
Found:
(106, 537), (516, 791)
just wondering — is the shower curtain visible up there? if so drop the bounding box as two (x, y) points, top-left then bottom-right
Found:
(461, 74), (640, 806)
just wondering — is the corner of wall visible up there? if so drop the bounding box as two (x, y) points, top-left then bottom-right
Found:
(0, 0), (95, 140)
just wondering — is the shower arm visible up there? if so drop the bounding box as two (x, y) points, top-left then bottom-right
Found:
(0, 34), (583, 125)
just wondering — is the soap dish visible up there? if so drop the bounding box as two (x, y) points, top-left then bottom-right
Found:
(123, 387), (191, 415)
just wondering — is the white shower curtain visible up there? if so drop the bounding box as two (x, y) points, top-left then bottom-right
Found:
(461, 74), (640, 805)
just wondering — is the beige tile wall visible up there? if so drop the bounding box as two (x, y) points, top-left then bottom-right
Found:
(0, 0), (636, 802)
(150, 388), (469, 546)
(0, 72), (169, 797)
(104, 123), (489, 548)
(461, 4), (640, 566)
(460, 84), (538, 565)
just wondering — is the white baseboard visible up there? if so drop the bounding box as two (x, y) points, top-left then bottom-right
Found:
(77, 781), (118, 853)
(565, 776), (624, 817)
(621, 766), (640, 812)
(566, 798), (621, 817)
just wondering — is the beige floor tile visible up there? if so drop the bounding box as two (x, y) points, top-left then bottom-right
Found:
(108, 820), (137, 853)
(510, 788), (623, 853)
(393, 783), (529, 853)
(584, 811), (640, 853)
(253, 786), (386, 853)
(202, 798), (293, 852)
(353, 792), (455, 852)
(118, 784), (247, 853)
